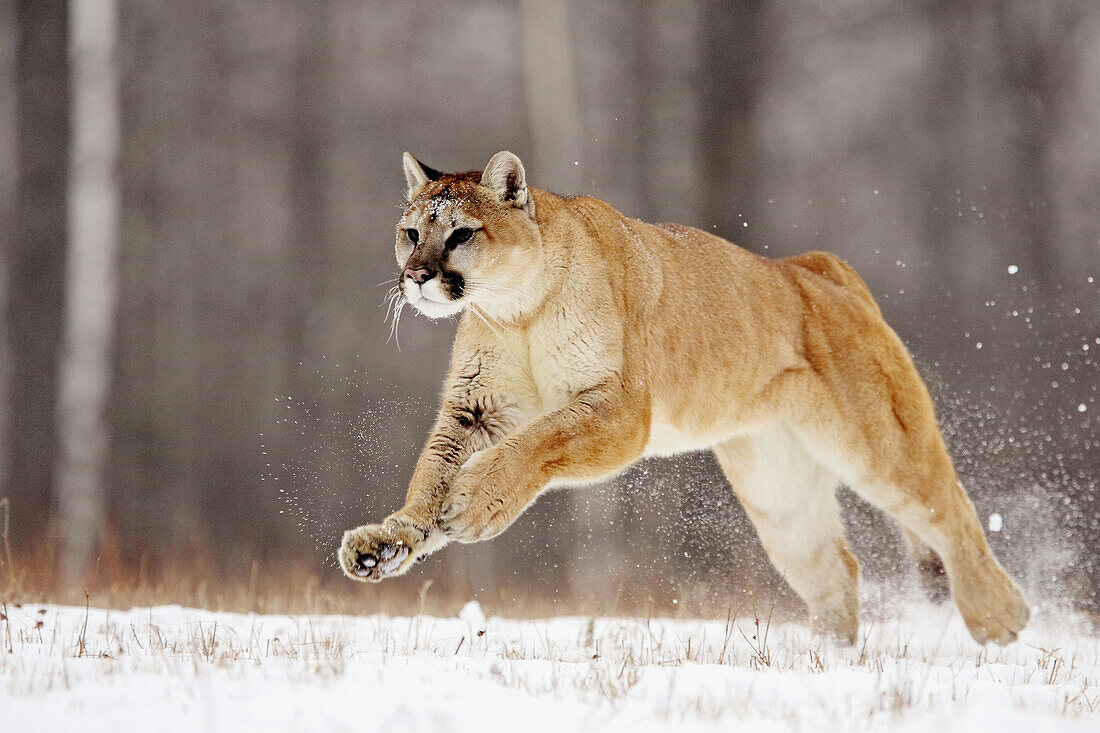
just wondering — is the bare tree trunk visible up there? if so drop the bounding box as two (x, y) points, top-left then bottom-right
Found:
(287, 4), (332, 372)
(0, 1), (18, 527)
(6, 0), (69, 548)
(995, 1), (1082, 291)
(918, 0), (978, 297)
(285, 1), (347, 557)
(517, 0), (588, 595)
(519, 0), (583, 192)
(634, 0), (700, 223)
(56, 0), (120, 576)
(697, 0), (767, 247)
(687, 0), (768, 587)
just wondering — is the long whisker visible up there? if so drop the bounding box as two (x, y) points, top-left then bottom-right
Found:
(463, 278), (522, 299)
(464, 285), (528, 329)
(473, 303), (519, 338)
(389, 300), (406, 350)
(381, 283), (407, 350)
(466, 282), (524, 309)
(381, 287), (402, 324)
(463, 281), (514, 303)
(470, 280), (525, 307)
(468, 304), (510, 343)
(380, 284), (400, 308)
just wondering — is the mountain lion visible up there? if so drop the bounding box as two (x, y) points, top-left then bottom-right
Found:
(338, 151), (1029, 645)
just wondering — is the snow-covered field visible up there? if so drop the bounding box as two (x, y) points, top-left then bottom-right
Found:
(1, 601), (1098, 732)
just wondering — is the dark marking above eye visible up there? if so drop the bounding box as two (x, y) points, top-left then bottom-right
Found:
(446, 227), (476, 248)
(406, 228), (419, 244)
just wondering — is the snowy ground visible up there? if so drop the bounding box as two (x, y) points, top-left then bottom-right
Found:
(1, 602), (1098, 732)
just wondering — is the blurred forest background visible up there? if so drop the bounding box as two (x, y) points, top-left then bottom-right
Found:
(1, 0), (1097, 614)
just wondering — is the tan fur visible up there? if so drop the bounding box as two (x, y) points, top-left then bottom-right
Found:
(339, 152), (1029, 645)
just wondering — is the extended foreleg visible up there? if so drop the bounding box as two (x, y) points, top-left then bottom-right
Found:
(339, 354), (520, 581)
(440, 383), (649, 542)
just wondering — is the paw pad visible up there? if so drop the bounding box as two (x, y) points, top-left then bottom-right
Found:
(341, 526), (414, 582)
(351, 552), (378, 577)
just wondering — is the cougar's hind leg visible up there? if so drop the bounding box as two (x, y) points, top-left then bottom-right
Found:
(713, 428), (860, 645)
(902, 527), (950, 603)
(790, 362), (1029, 644)
(845, 464), (1029, 644)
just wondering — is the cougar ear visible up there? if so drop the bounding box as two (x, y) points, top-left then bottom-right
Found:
(402, 152), (440, 199)
(480, 151), (534, 217)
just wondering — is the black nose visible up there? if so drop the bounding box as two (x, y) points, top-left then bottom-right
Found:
(403, 267), (435, 284)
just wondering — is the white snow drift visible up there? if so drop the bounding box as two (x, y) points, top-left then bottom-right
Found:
(1, 602), (1097, 731)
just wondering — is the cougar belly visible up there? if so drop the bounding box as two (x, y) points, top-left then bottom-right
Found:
(643, 419), (727, 457)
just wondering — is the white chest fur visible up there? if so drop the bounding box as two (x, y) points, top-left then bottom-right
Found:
(525, 298), (618, 412)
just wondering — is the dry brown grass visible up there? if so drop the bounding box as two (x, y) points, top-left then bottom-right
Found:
(0, 500), (802, 623)
(1, 552), (802, 625)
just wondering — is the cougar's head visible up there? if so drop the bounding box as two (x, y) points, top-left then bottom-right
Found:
(395, 151), (542, 320)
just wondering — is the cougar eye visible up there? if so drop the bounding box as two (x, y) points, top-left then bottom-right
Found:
(405, 228), (419, 244)
(446, 227), (475, 248)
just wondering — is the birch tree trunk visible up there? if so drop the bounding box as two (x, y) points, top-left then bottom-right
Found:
(7, 0), (69, 548)
(56, 0), (120, 575)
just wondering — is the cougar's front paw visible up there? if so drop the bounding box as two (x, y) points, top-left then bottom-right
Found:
(339, 518), (425, 583)
(439, 450), (514, 543)
(438, 477), (482, 543)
